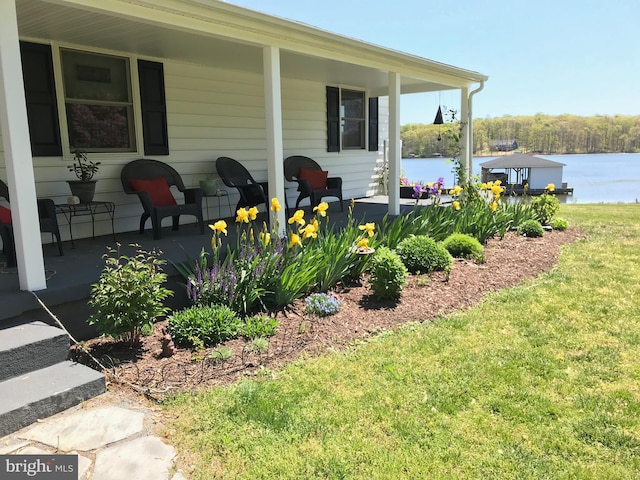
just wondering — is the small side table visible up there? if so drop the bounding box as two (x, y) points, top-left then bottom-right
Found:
(55, 201), (116, 248)
(203, 190), (231, 221)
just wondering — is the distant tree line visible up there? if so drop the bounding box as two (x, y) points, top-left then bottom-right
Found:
(401, 114), (640, 157)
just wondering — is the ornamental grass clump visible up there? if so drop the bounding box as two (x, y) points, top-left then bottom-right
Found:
(442, 233), (485, 263)
(88, 245), (172, 346)
(395, 235), (453, 275)
(369, 246), (408, 300)
(304, 292), (342, 317)
(518, 219), (545, 238)
(168, 304), (243, 349)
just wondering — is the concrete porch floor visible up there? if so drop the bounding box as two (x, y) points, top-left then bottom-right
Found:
(0, 197), (432, 339)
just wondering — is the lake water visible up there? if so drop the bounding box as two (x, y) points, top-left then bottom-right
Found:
(400, 153), (640, 204)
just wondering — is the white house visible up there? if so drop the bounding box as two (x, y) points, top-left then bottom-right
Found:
(0, 0), (487, 291)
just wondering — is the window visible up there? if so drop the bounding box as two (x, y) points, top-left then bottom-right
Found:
(20, 42), (169, 157)
(340, 89), (365, 149)
(61, 49), (135, 152)
(326, 86), (378, 152)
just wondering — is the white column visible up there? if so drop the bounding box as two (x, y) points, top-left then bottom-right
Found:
(388, 72), (401, 216)
(460, 86), (471, 182)
(263, 46), (286, 232)
(0, 0), (47, 290)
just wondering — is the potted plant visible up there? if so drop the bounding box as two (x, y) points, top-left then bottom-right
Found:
(67, 149), (100, 203)
(199, 176), (218, 196)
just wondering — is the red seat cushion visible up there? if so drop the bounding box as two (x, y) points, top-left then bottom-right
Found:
(298, 168), (328, 190)
(129, 178), (177, 206)
(0, 205), (11, 224)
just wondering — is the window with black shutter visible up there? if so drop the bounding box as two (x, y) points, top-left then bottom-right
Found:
(19, 42), (62, 157)
(368, 97), (379, 152)
(326, 87), (372, 152)
(138, 60), (169, 155)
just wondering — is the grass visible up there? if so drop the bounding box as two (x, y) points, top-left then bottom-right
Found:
(163, 203), (640, 479)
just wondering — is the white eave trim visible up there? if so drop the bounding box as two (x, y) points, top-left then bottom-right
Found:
(52, 0), (487, 87)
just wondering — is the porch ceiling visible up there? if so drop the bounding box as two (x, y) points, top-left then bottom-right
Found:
(16, 0), (485, 95)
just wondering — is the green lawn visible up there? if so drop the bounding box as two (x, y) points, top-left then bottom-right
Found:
(164, 203), (640, 480)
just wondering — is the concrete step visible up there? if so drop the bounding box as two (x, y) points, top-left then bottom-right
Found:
(0, 321), (70, 382)
(0, 361), (105, 437)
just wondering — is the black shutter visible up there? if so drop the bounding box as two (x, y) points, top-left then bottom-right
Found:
(368, 96), (379, 152)
(19, 42), (62, 157)
(138, 60), (169, 155)
(326, 86), (340, 152)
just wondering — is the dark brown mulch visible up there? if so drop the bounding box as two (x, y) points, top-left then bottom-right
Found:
(73, 228), (583, 399)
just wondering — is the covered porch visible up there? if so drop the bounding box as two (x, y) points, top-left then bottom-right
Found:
(1, 0), (487, 293)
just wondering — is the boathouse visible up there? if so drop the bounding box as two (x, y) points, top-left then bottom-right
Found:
(480, 153), (570, 193)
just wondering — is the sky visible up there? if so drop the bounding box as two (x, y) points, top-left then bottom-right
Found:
(226, 0), (640, 124)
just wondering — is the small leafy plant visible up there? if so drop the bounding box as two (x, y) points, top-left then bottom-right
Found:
(68, 149), (100, 181)
(304, 293), (342, 317)
(369, 246), (408, 300)
(518, 219), (545, 238)
(531, 187), (560, 224)
(241, 315), (279, 339)
(246, 337), (269, 354)
(88, 245), (172, 346)
(396, 235), (453, 274)
(442, 233), (485, 262)
(551, 217), (568, 231)
(168, 304), (243, 348)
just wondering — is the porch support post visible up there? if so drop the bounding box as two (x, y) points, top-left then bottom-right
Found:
(263, 45), (285, 231)
(0, 0), (47, 291)
(387, 72), (401, 216)
(460, 86), (471, 182)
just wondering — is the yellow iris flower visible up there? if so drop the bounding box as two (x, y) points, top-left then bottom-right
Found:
(546, 183), (555, 192)
(288, 209), (306, 226)
(248, 206), (259, 221)
(449, 185), (463, 196)
(236, 207), (250, 223)
(452, 200), (461, 211)
(491, 185), (504, 196)
(288, 233), (302, 248)
(358, 222), (376, 237)
(357, 237), (369, 248)
(271, 197), (282, 211)
(301, 221), (318, 239)
(490, 201), (498, 211)
(313, 202), (329, 217)
(259, 231), (270, 245)
(209, 220), (228, 235)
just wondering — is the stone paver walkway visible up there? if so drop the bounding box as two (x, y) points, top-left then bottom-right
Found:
(0, 391), (184, 480)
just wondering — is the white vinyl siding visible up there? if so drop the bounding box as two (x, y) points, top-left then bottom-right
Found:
(1, 47), (384, 241)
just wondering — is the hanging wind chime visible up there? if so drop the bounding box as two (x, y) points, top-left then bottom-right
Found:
(433, 104), (444, 141)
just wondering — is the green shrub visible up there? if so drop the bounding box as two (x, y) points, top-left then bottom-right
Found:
(442, 233), (485, 262)
(551, 217), (568, 231)
(518, 219), (545, 238)
(88, 246), (172, 346)
(531, 193), (560, 224)
(369, 247), (408, 300)
(168, 304), (243, 348)
(241, 315), (279, 340)
(304, 293), (342, 317)
(395, 235), (453, 274)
